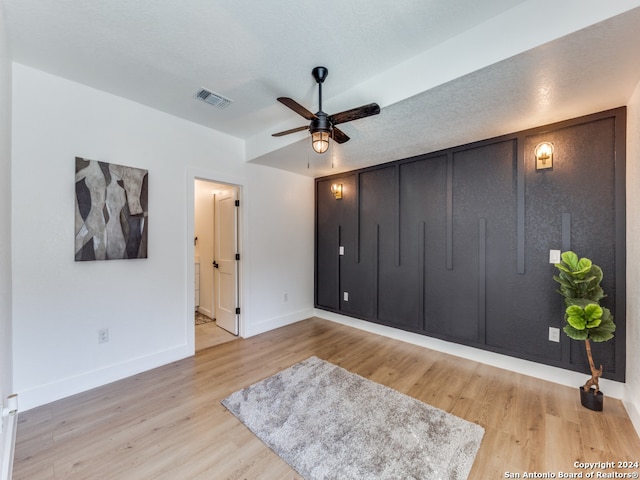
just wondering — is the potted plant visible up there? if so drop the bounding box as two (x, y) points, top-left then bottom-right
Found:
(553, 251), (616, 411)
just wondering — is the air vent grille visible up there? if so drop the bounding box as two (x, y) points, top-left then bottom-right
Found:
(195, 88), (233, 109)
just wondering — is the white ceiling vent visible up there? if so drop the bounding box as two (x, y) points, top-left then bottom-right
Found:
(195, 88), (233, 109)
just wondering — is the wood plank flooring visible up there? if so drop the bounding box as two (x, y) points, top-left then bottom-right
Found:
(195, 319), (237, 351)
(13, 317), (640, 479)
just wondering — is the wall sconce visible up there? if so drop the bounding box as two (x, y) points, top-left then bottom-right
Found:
(330, 183), (343, 199)
(535, 142), (554, 170)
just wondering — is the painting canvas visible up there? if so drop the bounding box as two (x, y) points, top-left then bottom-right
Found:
(75, 157), (148, 261)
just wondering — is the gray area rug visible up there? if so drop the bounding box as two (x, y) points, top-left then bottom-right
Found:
(222, 356), (484, 479)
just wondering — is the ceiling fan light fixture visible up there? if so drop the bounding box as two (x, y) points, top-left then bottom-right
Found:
(312, 130), (330, 154)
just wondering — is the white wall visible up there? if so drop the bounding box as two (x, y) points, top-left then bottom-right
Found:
(244, 165), (315, 337)
(11, 64), (315, 410)
(625, 81), (640, 434)
(0, 0), (13, 463)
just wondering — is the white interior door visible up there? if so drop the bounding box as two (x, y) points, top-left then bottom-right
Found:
(214, 188), (239, 335)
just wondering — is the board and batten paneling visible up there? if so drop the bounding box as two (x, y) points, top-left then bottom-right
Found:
(315, 107), (626, 381)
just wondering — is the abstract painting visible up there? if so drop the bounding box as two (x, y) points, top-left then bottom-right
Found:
(75, 157), (148, 261)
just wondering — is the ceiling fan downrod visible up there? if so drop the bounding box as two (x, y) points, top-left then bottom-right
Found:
(312, 66), (328, 113)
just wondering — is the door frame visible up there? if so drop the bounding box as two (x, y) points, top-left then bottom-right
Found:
(186, 167), (247, 353)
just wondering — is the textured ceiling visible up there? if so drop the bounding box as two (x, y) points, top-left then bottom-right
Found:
(3, 0), (640, 177)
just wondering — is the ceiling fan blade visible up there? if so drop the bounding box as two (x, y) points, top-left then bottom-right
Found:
(272, 125), (309, 137)
(329, 103), (380, 126)
(277, 97), (318, 121)
(331, 127), (350, 144)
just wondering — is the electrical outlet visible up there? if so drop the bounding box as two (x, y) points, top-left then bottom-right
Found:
(343, 292), (349, 302)
(98, 328), (109, 344)
(548, 326), (560, 342)
(549, 250), (561, 264)
(339, 246), (345, 256)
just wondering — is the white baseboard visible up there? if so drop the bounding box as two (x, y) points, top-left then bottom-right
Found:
(315, 310), (626, 399)
(1, 394), (18, 480)
(244, 308), (315, 338)
(17, 309), (310, 411)
(197, 306), (213, 318)
(17, 346), (192, 411)
(623, 395), (640, 438)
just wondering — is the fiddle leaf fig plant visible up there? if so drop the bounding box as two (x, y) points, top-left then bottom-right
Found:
(553, 251), (615, 394)
(553, 251), (604, 303)
(566, 304), (602, 334)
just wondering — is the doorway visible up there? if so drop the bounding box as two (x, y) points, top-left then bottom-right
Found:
(194, 179), (240, 350)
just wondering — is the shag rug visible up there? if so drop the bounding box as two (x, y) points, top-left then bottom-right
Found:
(222, 356), (484, 479)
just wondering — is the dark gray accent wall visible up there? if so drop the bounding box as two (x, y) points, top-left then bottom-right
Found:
(315, 107), (626, 381)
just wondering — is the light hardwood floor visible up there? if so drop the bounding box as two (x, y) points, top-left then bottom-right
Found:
(13, 317), (640, 479)
(195, 319), (238, 351)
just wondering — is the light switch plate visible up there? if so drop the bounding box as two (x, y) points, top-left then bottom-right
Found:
(549, 326), (560, 342)
(549, 250), (561, 264)
(339, 246), (345, 256)
(343, 292), (349, 301)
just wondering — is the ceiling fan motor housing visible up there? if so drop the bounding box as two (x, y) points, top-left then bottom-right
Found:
(310, 112), (331, 134)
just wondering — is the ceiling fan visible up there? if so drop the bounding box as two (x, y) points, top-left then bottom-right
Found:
(272, 66), (380, 154)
